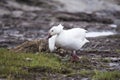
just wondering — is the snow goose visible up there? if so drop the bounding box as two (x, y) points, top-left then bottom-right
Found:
(48, 24), (89, 61)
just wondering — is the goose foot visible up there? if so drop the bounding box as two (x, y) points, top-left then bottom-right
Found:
(70, 51), (79, 62)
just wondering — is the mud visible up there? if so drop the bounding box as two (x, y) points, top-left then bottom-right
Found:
(0, 0), (120, 48)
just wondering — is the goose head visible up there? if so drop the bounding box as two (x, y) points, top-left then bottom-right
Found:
(48, 24), (64, 38)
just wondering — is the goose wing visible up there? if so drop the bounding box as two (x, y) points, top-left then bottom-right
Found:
(66, 28), (87, 40)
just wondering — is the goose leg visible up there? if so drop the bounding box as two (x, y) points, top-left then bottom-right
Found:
(70, 50), (79, 62)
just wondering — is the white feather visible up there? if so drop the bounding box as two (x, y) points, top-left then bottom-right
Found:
(48, 24), (89, 52)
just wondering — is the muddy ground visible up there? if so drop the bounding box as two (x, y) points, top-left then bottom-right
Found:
(0, 0), (120, 49)
(0, 0), (120, 80)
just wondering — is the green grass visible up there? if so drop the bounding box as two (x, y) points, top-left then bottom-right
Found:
(0, 48), (120, 80)
(66, 69), (120, 80)
(0, 48), (68, 79)
(67, 70), (94, 77)
(93, 70), (120, 80)
(79, 70), (94, 77)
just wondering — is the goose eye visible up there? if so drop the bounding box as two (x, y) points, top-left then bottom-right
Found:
(51, 30), (54, 32)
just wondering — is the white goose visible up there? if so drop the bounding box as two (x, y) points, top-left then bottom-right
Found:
(48, 24), (89, 61)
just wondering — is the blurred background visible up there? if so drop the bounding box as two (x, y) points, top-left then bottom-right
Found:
(0, 0), (120, 51)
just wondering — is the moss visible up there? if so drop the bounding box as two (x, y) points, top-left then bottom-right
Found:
(64, 56), (95, 70)
(0, 48), (69, 79)
(93, 70), (120, 80)
(100, 58), (111, 63)
(66, 70), (94, 78)
(79, 70), (94, 77)
(115, 49), (120, 53)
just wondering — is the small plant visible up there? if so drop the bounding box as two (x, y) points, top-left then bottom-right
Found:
(100, 58), (111, 63)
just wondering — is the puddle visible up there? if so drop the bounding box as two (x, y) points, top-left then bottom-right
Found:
(56, 0), (120, 12)
(104, 57), (120, 69)
(109, 24), (117, 28)
(86, 31), (116, 37)
(109, 63), (119, 67)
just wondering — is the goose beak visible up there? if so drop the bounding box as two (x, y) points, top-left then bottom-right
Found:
(47, 33), (52, 39)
